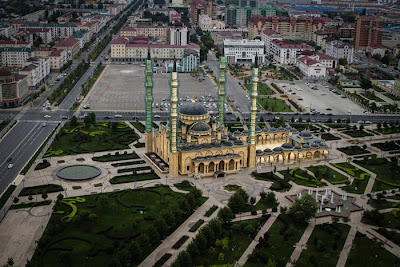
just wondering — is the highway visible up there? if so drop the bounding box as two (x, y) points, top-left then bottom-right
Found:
(0, 0), (144, 195)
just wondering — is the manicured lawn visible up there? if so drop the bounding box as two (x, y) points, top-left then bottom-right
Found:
(377, 126), (400, 135)
(258, 97), (292, 112)
(132, 122), (145, 133)
(354, 158), (400, 192)
(325, 123), (348, 129)
(19, 184), (64, 196)
(245, 214), (307, 267)
(191, 217), (267, 266)
(377, 228), (400, 247)
(337, 146), (370, 156)
(362, 210), (400, 230)
(368, 198), (399, 210)
(342, 130), (373, 138)
(109, 171), (160, 184)
(117, 166), (152, 173)
(331, 162), (370, 194)
(111, 160), (145, 167)
(0, 185), (16, 209)
(307, 165), (348, 184)
(372, 141), (400, 151)
(11, 200), (52, 209)
(174, 180), (195, 192)
(279, 168), (326, 187)
(34, 160), (51, 170)
(189, 219), (205, 232)
(244, 83), (275, 95)
(296, 223), (350, 267)
(252, 171), (292, 192)
(321, 133), (341, 141)
(360, 92), (385, 102)
(45, 122), (139, 157)
(29, 186), (205, 267)
(346, 232), (400, 267)
(253, 198), (278, 211)
(223, 184), (242, 191)
(92, 152), (140, 162)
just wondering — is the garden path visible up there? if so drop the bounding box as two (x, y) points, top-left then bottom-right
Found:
(286, 220), (315, 267)
(336, 225), (357, 267)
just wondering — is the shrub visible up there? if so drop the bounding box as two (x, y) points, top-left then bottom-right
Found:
(272, 207), (278, 212)
(251, 210), (257, 215)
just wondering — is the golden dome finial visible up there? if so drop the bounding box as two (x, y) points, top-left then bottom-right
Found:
(192, 98), (195, 103)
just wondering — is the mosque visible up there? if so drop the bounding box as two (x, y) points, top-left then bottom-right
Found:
(143, 52), (329, 178)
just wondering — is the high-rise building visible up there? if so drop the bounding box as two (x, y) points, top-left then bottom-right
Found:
(225, 4), (278, 27)
(170, 27), (189, 46)
(190, 0), (217, 24)
(354, 15), (384, 51)
(0, 67), (28, 108)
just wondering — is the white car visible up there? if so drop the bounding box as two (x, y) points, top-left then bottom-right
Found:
(44, 115), (51, 118)
(154, 115), (161, 118)
(114, 114), (123, 118)
(7, 163), (13, 169)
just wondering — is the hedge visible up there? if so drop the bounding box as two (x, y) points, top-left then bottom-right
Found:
(10, 200), (52, 209)
(189, 219), (205, 232)
(0, 185), (16, 209)
(19, 184), (64, 196)
(205, 205), (218, 217)
(172, 236), (190, 249)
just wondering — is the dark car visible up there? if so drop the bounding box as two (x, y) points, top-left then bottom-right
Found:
(7, 157), (12, 162)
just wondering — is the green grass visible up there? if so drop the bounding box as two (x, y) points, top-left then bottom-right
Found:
(342, 130), (373, 138)
(296, 223), (350, 267)
(189, 219), (205, 232)
(354, 158), (400, 192)
(29, 186), (204, 267)
(325, 123), (348, 129)
(372, 141), (400, 151)
(0, 119), (11, 132)
(10, 200), (52, 210)
(117, 166), (152, 173)
(111, 160), (145, 167)
(132, 122), (145, 133)
(244, 83), (275, 95)
(368, 198), (399, 210)
(19, 184), (64, 196)
(307, 165), (348, 184)
(258, 97), (292, 112)
(252, 171), (292, 192)
(192, 218), (267, 266)
(172, 236), (189, 249)
(0, 185), (16, 209)
(110, 172), (160, 184)
(223, 184), (242, 192)
(337, 146), (370, 155)
(377, 228), (400, 247)
(321, 133), (341, 141)
(346, 232), (400, 267)
(174, 180), (195, 192)
(377, 126), (400, 135)
(331, 162), (370, 194)
(153, 253), (172, 267)
(362, 210), (400, 230)
(45, 122), (139, 157)
(205, 205), (218, 217)
(253, 198), (278, 211)
(245, 214), (307, 267)
(34, 160), (51, 170)
(134, 142), (145, 148)
(279, 168), (326, 187)
(92, 152), (140, 162)
(360, 92), (385, 102)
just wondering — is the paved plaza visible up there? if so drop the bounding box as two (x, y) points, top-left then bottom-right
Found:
(275, 81), (366, 115)
(85, 64), (218, 112)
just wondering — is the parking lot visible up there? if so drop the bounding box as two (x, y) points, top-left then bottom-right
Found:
(275, 81), (366, 115)
(85, 64), (218, 112)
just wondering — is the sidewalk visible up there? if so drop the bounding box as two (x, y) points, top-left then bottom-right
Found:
(286, 220), (315, 267)
(336, 225), (357, 267)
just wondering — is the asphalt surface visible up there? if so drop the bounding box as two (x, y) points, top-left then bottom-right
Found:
(0, 0), (144, 195)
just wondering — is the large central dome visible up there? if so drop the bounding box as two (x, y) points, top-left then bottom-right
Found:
(179, 102), (208, 116)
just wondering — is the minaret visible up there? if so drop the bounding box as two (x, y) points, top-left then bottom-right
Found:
(248, 54), (259, 168)
(217, 55), (227, 127)
(145, 48), (154, 153)
(169, 59), (179, 177)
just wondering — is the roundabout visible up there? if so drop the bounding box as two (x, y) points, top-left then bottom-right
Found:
(56, 165), (102, 181)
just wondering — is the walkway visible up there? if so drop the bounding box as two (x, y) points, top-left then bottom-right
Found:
(286, 220), (315, 267)
(336, 225), (357, 267)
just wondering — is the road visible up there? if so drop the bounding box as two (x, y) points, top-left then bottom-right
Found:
(353, 52), (400, 78)
(0, 0), (144, 195)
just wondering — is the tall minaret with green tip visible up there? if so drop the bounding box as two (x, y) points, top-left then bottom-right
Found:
(169, 59), (179, 177)
(217, 56), (227, 127)
(145, 48), (154, 153)
(248, 54), (259, 168)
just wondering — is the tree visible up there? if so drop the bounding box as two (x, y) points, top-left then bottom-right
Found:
(218, 207), (234, 223)
(41, 192), (48, 200)
(57, 193), (64, 201)
(28, 195), (33, 202)
(260, 191), (266, 200)
(266, 259), (277, 267)
(116, 248), (130, 266)
(250, 196), (256, 205)
(266, 192), (276, 204)
(7, 258), (14, 267)
(190, 33), (198, 44)
(218, 252), (225, 262)
(288, 194), (318, 225)
(339, 58), (348, 66)
(200, 45), (208, 62)
(70, 116), (78, 127)
(154, 217), (168, 238)
(13, 197), (19, 204)
(127, 240), (142, 260)
(174, 251), (192, 267)
(228, 188), (249, 214)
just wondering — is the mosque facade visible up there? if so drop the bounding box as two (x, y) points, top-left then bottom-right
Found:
(144, 52), (329, 177)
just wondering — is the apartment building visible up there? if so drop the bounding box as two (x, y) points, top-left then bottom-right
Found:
(54, 38), (80, 60)
(170, 27), (189, 46)
(223, 39), (265, 65)
(19, 57), (50, 88)
(71, 29), (93, 48)
(0, 67), (28, 108)
(270, 40), (314, 65)
(120, 26), (169, 41)
(225, 4), (278, 27)
(354, 15), (384, 51)
(326, 40), (354, 64)
(190, 0), (218, 24)
(20, 23), (79, 39)
(0, 47), (35, 67)
(261, 30), (282, 57)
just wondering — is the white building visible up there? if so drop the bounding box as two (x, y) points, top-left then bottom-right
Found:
(371, 46), (387, 58)
(223, 39), (265, 65)
(199, 15), (212, 31)
(326, 41), (354, 64)
(0, 47), (35, 67)
(297, 55), (327, 78)
(49, 49), (68, 70)
(0, 25), (13, 38)
(270, 40), (314, 65)
(20, 23), (79, 39)
(170, 27), (188, 46)
(19, 57), (50, 88)
(261, 30), (282, 58)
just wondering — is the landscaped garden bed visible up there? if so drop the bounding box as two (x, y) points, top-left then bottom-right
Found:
(307, 165), (348, 184)
(19, 184), (64, 196)
(117, 166), (152, 174)
(172, 236), (189, 249)
(189, 219), (205, 232)
(372, 141), (400, 151)
(223, 184), (242, 191)
(93, 151), (140, 162)
(111, 160), (145, 167)
(279, 167), (326, 187)
(174, 180), (195, 192)
(153, 253), (171, 267)
(296, 223), (350, 267)
(244, 83), (275, 95)
(45, 121), (139, 157)
(29, 186), (206, 267)
(342, 129), (373, 138)
(258, 97), (292, 112)
(321, 133), (341, 141)
(252, 171), (292, 191)
(34, 160), (51, 171)
(0, 185), (16, 209)
(132, 122), (145, 133)
(11, 200), (52, 210)
(205, 205), (218, 217)
(109, 171), (160, 184)
(331, 162), (370, 194)
(337, 146), (370, 156)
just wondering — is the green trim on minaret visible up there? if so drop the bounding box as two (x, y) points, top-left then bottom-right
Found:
(217, 56), (227, 127)
(144, 48), (153, 133)
(248, 58), (259, 145)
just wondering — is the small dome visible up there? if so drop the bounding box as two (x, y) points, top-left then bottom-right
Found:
(264, 148), (273, 154)
(299, 130), (312, 138)
(261, 128), (269, 133)
(302, 145), (310, 150)
(0, 66), (12, 76)
(256, 150), (264, 155)
(180, 102), (208, 116)
(277, 127), (285, 131)
(285, 126), (292, 131)
(282, 143), (293, 149)
(234, 140), (243, 145)
(291, 129), (299, 134)
(269, 128), (277, 132)
(223, 141), (233, 146)
(191, 122), (211, 132)
(255, 125), (262, 132)
(294, 146), (302, 150)
(242, 129), (249, 134)
(311, 143), (320, 148)
(233, 130), (241, 135)
(319, 142), (328, 147)
(273, 147), (283, 152)
(221, 135), (228, 140)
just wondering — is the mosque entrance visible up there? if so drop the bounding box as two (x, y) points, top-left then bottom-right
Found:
(218, 161), (225, 171)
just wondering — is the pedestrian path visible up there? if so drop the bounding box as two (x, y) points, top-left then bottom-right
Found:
(286, 220), (315, 267)
(336, 225), (357, 267)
